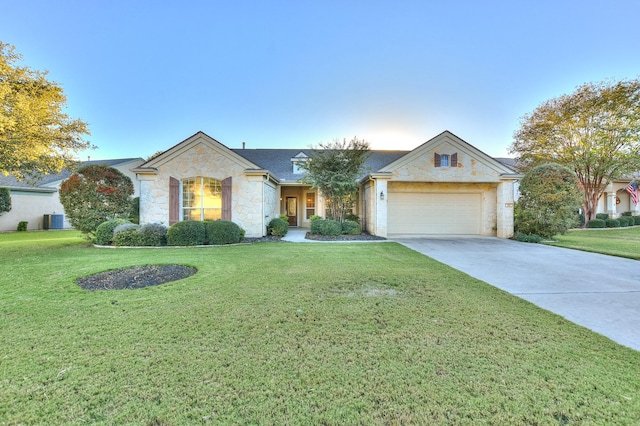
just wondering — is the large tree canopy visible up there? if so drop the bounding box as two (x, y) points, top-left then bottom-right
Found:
(300, 137), (370, 223)
(510, 78), (640, 222)
(0, 42), (92, 181)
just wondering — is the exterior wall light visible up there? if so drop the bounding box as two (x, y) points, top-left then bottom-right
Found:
(380, 191), (384, 200)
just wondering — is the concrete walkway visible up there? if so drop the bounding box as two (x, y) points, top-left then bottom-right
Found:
(393, 236), (640, 352)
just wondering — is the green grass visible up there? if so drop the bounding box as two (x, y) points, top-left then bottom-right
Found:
(547, 226), (640, 259)
(2, 231), (640, 424)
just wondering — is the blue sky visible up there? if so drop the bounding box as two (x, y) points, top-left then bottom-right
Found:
(2, 1), (639, 160)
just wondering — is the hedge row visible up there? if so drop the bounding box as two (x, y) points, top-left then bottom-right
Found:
(587, 216), (640, 228)
(95, 219), (246, 246)
(310, 219), (361, 236)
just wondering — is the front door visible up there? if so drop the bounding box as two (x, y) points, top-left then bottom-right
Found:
(286, 196), (297, 226)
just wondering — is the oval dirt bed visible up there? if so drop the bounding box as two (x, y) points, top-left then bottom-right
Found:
(77, 265), (197, 291)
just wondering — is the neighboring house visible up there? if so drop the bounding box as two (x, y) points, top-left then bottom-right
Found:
(134, 131), (521, 238)
(0, 158), (144, 232)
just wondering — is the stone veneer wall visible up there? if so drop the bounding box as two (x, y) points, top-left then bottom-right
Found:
(138, 142), (267, 237)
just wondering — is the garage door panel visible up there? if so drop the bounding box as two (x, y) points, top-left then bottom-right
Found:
(388, 192), (481, 235)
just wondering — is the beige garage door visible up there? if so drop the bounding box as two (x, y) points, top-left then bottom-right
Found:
(388, 192), (482, 235)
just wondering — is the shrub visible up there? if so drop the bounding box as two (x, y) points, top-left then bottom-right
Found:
(605, 219), (620, 228)
(635, 216), (640, 226)
(514, 232), (544, 243)
(0, 187), (11, 215)
(309, 215), (322, 223)
(621, 211), (633, 217)
(94, 218), (131, 245)
(136, 223), (168, 246)
(587, 219), (606, 228)
(618, 217), (630, 227)
(205, 220), (244, 245)
(167, 220), (206, 246)
(112, 225), (142, 246)
(596, 213), (609, 220)
(17, 221), (28, 231)
(268, 218), (288, 237)
(514, 163), (582, 238)
(129, 197), (140, 224)
(59, 165), (134, 234)
(342, 220), (360, 235)
(344, 212), (360, 223)
(311, 219), (342, 236)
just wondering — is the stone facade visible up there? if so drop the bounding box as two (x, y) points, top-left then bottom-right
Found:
(137, 134), (273, 237)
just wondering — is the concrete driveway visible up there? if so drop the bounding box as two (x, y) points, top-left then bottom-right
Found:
(393, 236), (640, 352)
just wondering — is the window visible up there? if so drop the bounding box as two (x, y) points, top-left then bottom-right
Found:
(434, 153), (458, 168)
(305, 192), (316, 219)
(182, 177), (222, 221)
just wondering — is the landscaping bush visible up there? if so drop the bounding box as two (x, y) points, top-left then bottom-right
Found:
(112, 225), (142, 246)
(635, 216), (640, 226)
(167, 220), (206, 246)
(342, 220), (360, 235)
(129, 196), (140, 224)
(618, 217), (630, 227)
(587, 219), (606, 228)
(344, 212), (360, 223)
(136, 223), (168, 246)
(596, 213), (609, 220)
(204, 220), (244, 244)
(94, 218), (131, 245)
(17, 221), (28, 231)
(621, 211), (633, 216)
(311, 219), (342, 236)
(605, 219), (620, 228)
(267, 218), (288, 237)
(309, 215), (322, 223)
(514, 232), (544, 243)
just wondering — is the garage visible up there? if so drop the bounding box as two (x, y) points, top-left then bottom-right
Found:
(388, 192), (482, 235)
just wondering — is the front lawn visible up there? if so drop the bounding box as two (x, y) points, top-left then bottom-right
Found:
(2, 231), (639, 424)
(547, 226), (640, 259)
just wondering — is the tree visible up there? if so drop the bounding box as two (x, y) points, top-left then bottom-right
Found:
(510, 78), (640, 223)
(0, 187), (10, 215)
(515, 163), (583, 239)
(59, 165), (134, 233)
(0, 42), (92, 181)
(299, 137), (370, 223)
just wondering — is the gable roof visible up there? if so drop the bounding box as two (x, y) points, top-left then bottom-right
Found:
(136, 131), (260, 173)
(0, 158), (144, 191)
(379, 130), (518, 176)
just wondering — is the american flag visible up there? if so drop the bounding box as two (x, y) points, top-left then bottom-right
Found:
(626, 180), (639, 206)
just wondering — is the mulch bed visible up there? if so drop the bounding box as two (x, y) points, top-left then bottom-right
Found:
(77, 265), (197, 291)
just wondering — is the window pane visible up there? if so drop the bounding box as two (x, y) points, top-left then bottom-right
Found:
(441, 155), (449, 167)
(203, 208), (221, 221)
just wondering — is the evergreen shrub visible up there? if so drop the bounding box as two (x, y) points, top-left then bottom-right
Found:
(618, 217), (630, 227)
(342, 220), (360, 235)
(112, 225), (142, 246)
(605, 219), (620, 228)
(267, 218), (288, 237)
(205, 220), (244, 244)
(514, 232), (544, 243)
(94, 218), (131, 245)
(17, 221), (28, 231)
(136, 223), (168, 246)
(311, 219), (342, 236)
(596, 213), (609, 220)
(587, 219), (605, 228)
(167, 220), (206, 246)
